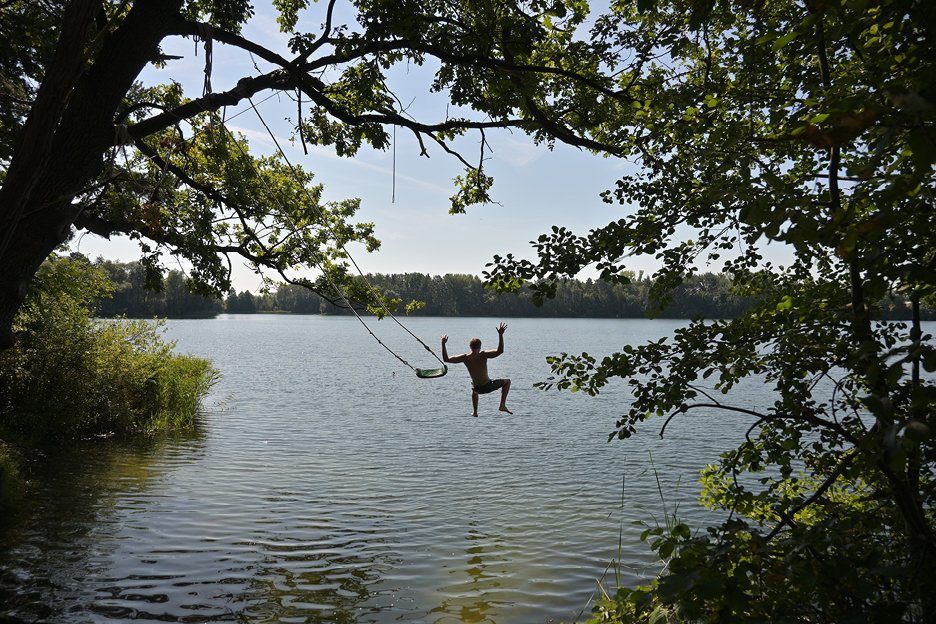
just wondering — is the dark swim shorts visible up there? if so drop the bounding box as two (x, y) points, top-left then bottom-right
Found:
(473, 379), (507, 394)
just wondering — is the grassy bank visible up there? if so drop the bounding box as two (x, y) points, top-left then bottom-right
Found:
(0, 255), (219, 507)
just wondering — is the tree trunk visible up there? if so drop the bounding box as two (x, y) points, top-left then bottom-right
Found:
(0, 0), (184, 349)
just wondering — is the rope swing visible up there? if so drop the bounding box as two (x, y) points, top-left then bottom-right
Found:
(216, 98), (447, 379)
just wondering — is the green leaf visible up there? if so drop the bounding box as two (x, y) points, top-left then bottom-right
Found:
(773, 31), (798, 51)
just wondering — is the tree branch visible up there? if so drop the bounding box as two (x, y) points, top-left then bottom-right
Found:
(170, 19), (292, 68)
(659, 402), (767, 439)
(763, 449), (857, 543)
(127, 71), (292, 139)
(660, 400), (860, 447)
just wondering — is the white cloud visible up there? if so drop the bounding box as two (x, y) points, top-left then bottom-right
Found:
(491, 136), (546, 168)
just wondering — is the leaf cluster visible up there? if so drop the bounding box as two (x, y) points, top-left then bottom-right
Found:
(0, 0), (63, 166)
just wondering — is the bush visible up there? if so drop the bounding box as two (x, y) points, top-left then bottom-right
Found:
(0, 254), (219, 446)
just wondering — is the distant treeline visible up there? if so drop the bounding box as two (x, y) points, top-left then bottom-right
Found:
(319, 272), (755, 319)
(90, 259), (932, 320)
(95, 259), (223, 318)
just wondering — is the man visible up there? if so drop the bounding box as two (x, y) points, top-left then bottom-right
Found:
(442, 322), (512, 417)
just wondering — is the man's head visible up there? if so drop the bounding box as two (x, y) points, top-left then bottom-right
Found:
(469, 337), (481, 352)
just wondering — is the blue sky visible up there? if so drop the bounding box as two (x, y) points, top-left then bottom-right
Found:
(71, 3), (772, 293)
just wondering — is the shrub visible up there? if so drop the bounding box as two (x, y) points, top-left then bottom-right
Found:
(0, 254), (219, 446)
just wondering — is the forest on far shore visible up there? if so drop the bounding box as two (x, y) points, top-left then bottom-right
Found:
(89, 257), (933, 321)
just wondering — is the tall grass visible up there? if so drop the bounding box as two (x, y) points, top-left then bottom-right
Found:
(578, 454), (686, 624)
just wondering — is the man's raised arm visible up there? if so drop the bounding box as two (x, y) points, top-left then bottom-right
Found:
(490, 322), (507, 357)
(442, 334), (466, 363)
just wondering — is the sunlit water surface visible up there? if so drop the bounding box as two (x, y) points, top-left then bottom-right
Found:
(1, 316), (808, 623)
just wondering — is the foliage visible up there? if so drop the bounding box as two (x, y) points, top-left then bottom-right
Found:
(0, 1), (59, 168)
(482, 0), (936, 621)
(0, 254), (219, 446)
(4, 0), (934, 618)
(85, 101), (388, 309)
(0, 0), (625, 348)
(94, 257), (222, 318)
(227, 271), (926, 319)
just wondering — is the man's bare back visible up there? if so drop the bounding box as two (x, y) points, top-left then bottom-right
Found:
(462, 350), (494, 387)
(441, 322), (512, 416)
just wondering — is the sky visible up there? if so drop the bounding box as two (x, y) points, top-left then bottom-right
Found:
(69, 2), (702, 293)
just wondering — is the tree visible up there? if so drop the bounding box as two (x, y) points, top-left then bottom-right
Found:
(274, 283), (323, 313)
(164, 269), (222, 316)
(0, 0), (625, 349)
(225, 289), (257, 314)
(487, 0), (936, 620)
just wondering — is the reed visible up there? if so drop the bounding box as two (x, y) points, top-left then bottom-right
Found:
(579, 454), (685, 623)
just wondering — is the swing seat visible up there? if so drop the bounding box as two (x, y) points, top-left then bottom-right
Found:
(416, 365), (447, 379)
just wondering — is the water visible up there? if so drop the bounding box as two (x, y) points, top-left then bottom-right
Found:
(0, 316), (764, 623)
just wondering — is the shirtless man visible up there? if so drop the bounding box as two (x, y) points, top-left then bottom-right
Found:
(442, 322), (512, 417)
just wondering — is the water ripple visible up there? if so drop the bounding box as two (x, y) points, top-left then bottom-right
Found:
(0, 316), (837, 623)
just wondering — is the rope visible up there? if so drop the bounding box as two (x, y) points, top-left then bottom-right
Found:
(211, 101), (443, 371)
(122, 88), (443, 371)
(196, 23), (214, 142)
(218, 120), (416, 371)
(103, 123), (130, 178)
(196, 23), (214, 97)
(244, 97), (444, 367)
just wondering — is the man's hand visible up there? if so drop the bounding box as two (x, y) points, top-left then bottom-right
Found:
(497, 322), (508, 335)
(441, 334), (449, 344)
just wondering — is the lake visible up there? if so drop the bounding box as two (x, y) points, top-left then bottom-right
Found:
(0, 316), (779, 623)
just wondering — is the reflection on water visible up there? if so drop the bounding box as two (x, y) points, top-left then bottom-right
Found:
(427, 526), (507, 624)
(0, 316), (782, 623)
(0, 432), (208, 622)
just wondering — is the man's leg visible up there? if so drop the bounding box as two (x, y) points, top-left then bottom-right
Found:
(471, 391), (479, 417)
(498, 379), (512, 414)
